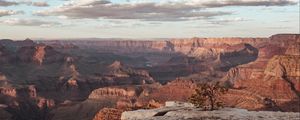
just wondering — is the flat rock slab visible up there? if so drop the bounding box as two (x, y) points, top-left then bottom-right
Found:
(121, 107), (193, 120)
(121, 107), (300, 120)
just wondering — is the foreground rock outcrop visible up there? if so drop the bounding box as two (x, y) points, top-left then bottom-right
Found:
(121, 102), (300, 120)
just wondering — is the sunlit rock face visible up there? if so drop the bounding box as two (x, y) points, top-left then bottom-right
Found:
(265, 55), (300, 78)
(17, 44), (65, 65)
(220, 34), (300, 111)
(88, 87), (136, 99)
(93, 108), (123, 120)
(0, 87), (17, 98)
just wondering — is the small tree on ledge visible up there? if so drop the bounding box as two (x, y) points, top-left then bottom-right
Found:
(189, 82), (228, 111)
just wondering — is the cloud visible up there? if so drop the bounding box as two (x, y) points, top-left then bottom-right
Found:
(187, 0), (298, 7)
(209, 17), (249, 25)
(0, 0), (49, 7)
(31, 1), (49, 7)
(0, 18), (61, 27)
(20, 1), (49, 7)
(266, 26), (291, 29)
(0, 10), (23, 17)
(0, 0), (18, 6)
(33, 0), (297, 21)
(34, 0), (232, 21)
(96, 19), (147, 28)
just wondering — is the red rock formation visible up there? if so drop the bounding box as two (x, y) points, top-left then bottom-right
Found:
(58, 59), (85, 99)
(40, 37), (269, 58)
(265, 55), (300, 78)
(36, 98), (55, 108)
(88, 87), (136, 99)
(93, 108), (124, 120)
(85, 79), (197, 118)
(220, 34), (300, 111)
(33, 45), (46, 65)
(269, 34), (300, 46)
(0, 73), (9, 86)
(145, 79), (197, 103)
(17, 44), (64, 65)
(0, 84), (55, 114)
(103, 61), (155, 84)
(285, 42), (300, 55)
(0, 87), (17, 97)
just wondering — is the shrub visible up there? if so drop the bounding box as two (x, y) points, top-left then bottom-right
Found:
(189, 82), (228, 111)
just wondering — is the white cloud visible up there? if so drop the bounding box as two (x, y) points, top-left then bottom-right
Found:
(209, 17), (249, 25)
(0, 10), (23, 17)
(0, 18), (61, 27)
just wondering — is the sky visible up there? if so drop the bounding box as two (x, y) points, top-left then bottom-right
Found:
(0, 0), (299, 40)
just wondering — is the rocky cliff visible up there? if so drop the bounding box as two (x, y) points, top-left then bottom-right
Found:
(41, 37), (270, 58)
(220, 34), (300, 111)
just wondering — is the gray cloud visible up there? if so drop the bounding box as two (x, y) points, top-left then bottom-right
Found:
(34, 0), (297, 21)
(0, 0), (49, 7)
(0, 0), (18, 6)
(20, 1), (49, 7)
(199, 0), (297, 7)
(31, 1), (49, 7)
(34, 0), (232, 21)
(0, 10), (23, 17)
(0, 18), (61, 27)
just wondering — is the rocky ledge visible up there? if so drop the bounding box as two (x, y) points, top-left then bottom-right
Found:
(121, 101), (300, 120)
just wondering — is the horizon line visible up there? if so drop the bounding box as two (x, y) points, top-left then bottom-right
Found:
(2, 33), (299, 41)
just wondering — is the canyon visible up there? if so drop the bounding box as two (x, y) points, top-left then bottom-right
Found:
(0, 34), (299, 120)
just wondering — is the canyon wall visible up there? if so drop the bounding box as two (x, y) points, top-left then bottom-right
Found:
(41, 36), (270, 57)
(221, 34), (300, 111)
